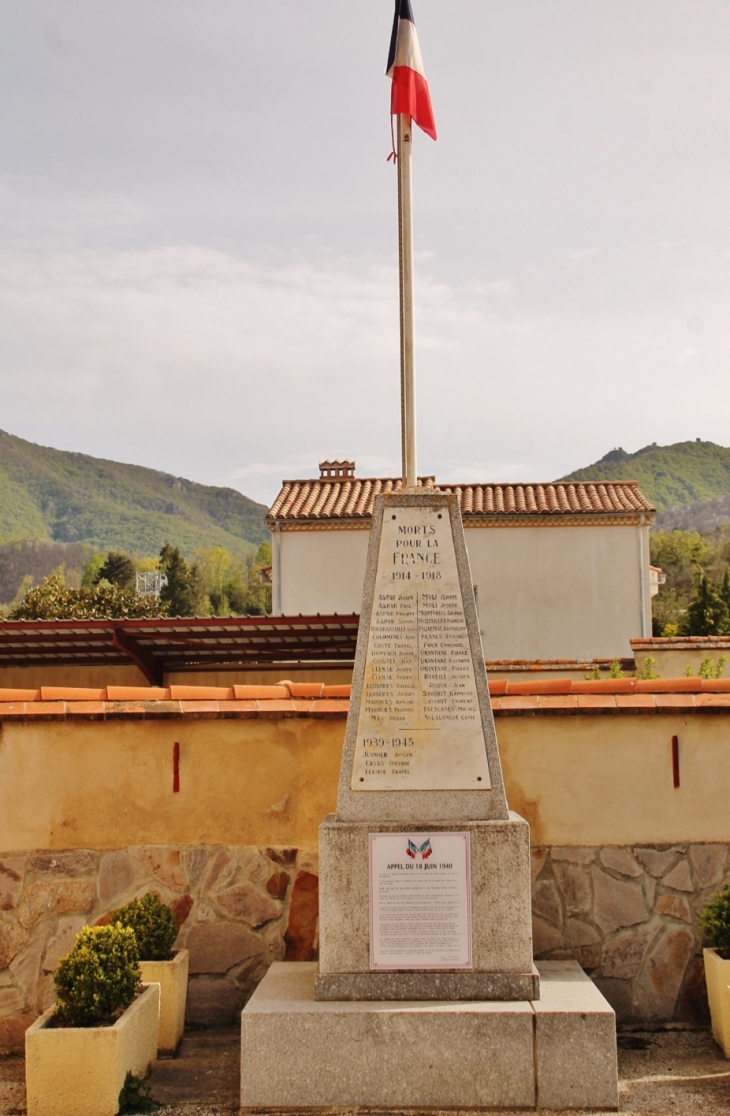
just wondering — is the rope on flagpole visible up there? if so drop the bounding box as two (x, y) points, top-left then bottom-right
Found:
(386, 115), (397, 164)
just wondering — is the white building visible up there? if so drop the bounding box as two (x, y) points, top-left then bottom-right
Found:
(267, 461), (655, 662)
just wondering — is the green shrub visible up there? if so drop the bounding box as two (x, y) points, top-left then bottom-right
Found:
(636, 656), (660, 681)
(113, 893), (178, 961)
(118, 1072), (160, 1114)
(700, 883), (730, 955)
(54, 925), (140, 1027)
(700, 654), (728, 680)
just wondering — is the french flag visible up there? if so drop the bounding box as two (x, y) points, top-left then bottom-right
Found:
(386, 0), (437, 141)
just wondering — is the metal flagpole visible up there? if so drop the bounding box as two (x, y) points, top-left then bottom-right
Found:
(397, 112), (416, 490)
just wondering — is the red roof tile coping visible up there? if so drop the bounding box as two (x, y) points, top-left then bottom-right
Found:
(24, 701), (67, 716)
(169, 685), (233, 701)
(508, 679), (572, 695)
(576, 694), (618, 709)
(311, 699), (350, 713)
(636, 678), (702, 693)
(65, 701), (106, 716)
(696, 694), (730, 708)
(40, 686), (105, 701)
(217, 699), (259, 712)
(180, 700), (222, 714)
(2, 677), (730, 719)
(233, 684), (290, 700)
(106, 686), (170, 701)
(499, 695), (540, 710)
(655, 693), (695, 708)
(572, 679), (636, 694)
(701, 679), (730, 692)
(616, 694), (656, 709)
(538, 695), (578, 710)
(278, 680), (326, 698)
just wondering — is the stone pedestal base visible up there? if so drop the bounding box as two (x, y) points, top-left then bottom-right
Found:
(240, 961), (618, 1111)
(317, 812), (537, 1001)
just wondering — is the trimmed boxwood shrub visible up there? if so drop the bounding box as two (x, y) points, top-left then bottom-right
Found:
(701, 883), (730, 956)
(113, 893), (178, 962)
(54, 924), (140, 1027)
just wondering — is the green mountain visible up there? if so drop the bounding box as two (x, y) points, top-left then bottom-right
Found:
(558, 440), (730, 513)
(0, 429), (268, 558)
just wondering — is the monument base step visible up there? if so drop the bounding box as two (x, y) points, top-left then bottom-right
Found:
(240, 960), (618, 1111)
(315, 965), (539, 1001)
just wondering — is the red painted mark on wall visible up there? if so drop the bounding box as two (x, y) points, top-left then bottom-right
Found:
(173, 741), (180, 793)
(672, 735), (680, 788)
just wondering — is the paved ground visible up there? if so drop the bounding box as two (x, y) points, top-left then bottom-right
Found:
(2, 1027), (729, 1114)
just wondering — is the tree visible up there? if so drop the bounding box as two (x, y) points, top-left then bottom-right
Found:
(224, 552), (271, 616)
(195, 547), (233, 614)
(9, 574), (163, 620)
(680, 572), (730, 637)
(650, 531), (715, 595)
(194, 544), (271, 616)
(255, 541), (272, 567)
(95, 551), (135, 589)
(81, 553), (105, 589)
(722, 568), (730, 614)
(158, 544), (207, 617)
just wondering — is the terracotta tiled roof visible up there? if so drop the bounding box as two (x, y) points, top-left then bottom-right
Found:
(1, 677), (729, 719)
(267, 478), (654, 522)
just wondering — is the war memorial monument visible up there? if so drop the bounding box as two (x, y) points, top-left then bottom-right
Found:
(241, 4), (619, 1108)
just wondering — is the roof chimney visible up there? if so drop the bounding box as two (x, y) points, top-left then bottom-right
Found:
(319, 459), (355, 480)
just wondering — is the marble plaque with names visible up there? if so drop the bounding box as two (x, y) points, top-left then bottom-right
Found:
(369, 832), (472, 970)
(351, 504), (491, 790)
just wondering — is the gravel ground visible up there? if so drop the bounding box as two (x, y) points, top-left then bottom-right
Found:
(2, 1028), (729, 1114)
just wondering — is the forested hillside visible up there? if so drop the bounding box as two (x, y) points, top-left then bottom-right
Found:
(559, 440), (730, 513)
(0, 429), (268, 556)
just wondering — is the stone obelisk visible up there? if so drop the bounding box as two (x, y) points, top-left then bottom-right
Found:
(315, 488), (538, 1002)
(240, 489), (619, 1110)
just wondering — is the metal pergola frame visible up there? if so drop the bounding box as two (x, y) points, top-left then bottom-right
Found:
(0, 614), (360, 686)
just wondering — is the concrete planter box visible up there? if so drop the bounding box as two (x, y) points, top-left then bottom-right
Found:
(139, 949), (188, 1055)
(704, 948), (730, 1057)
(25, 982), (160, 1116)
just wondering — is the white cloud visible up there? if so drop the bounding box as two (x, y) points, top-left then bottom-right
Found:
(2, 238), (730, 507)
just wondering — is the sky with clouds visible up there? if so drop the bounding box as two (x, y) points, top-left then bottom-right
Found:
(2, 1), (729, 505)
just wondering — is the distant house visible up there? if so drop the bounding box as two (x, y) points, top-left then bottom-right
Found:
(649, 565), (665, 598)
(267, 461), (656, 661)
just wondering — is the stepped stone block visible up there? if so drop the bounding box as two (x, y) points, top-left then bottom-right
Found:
(240, 961), (618, 1111)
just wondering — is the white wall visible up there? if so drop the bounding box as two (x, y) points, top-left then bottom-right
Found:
(466, 524), (649, 660)
(274, 521), (651, 658)
(278, 529), (369, 616)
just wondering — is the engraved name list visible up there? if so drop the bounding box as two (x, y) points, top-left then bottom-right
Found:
(351, 506), (491, 790)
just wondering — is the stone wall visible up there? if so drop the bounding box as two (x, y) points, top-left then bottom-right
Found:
(0, 843), (319, 1051)
(1, 839), (727, 1050)
(531, 843), (730, 1025)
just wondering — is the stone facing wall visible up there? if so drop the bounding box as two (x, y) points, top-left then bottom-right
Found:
(531, 843), (730, 1025)
(0, 844), (319, 1051)
(1, 840), (728, 1049)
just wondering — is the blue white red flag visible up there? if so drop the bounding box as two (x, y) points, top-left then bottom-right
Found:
(386, 0), (437, 141)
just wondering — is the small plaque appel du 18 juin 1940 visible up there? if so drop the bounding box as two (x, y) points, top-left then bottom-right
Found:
(369, 831), (472, 970)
